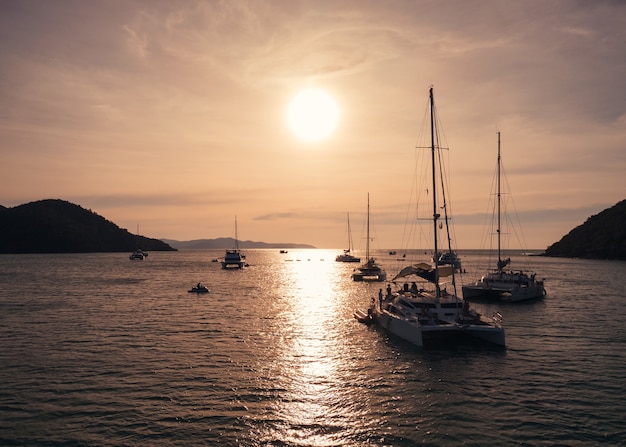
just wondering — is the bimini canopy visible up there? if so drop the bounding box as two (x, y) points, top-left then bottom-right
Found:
(497, 257), (511, 271)
(392, 262), (454, 283)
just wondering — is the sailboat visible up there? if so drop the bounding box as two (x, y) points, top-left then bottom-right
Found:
(221, 216), (246, 269)
(462, 132), (545, 302)
(129, 224), (148, 260)
(356, 87), (505, 347)
(336, 213), (361, 262)
(352, 194), (386, 281)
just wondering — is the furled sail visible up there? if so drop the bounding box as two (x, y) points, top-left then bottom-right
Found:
(392, 262), (453, 283)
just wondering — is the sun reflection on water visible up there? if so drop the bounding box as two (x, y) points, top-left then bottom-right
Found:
(261, 249), (364, 445)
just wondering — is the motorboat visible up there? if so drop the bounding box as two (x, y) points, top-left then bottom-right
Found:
(356, 87), (505, 348)
(188, 283), (210, 293)
(462, 132), (545, 302)
(352, 194), (386, 281)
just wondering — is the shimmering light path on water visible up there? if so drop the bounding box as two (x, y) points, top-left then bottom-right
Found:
(1, 250), (625, 446)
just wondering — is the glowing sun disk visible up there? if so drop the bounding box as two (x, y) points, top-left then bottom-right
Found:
(287, 88), (340, 142)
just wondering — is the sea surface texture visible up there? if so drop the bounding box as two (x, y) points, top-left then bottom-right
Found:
(1, 250), (625, 446)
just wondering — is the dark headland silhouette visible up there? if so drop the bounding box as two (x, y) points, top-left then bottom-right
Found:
(0, 199), (314, 254)
(0, 199), (175, 254)
(544, 199), (626, 260)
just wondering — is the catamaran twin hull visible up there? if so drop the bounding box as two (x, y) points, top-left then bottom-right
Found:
(375, 311), (506, 347)
(221, 250), (246, 269)
(462, 277), (545, 302)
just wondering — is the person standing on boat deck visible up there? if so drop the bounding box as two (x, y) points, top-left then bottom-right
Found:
(378, 289), (383, 306)
(386, 284), (392, 297)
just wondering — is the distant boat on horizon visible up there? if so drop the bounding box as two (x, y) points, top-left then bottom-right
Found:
(129, 225), (148, 260)
(221, 216), (246, 269)
(336, 212), (361, 263)
(352, 194), (386, 282)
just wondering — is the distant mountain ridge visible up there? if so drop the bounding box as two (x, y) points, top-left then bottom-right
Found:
(0, 199), (175, 254)
(162, 238), (315, 250)
(544, 199), (626, 260)
(0, 199), (315, 254)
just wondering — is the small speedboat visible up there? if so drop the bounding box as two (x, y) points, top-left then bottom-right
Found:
(188, 284), (210, 294)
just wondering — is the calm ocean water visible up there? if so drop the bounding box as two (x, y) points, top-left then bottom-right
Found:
(1, 250), (625, 446)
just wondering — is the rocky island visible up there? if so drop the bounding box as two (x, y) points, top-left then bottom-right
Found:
(544, 199), (626, 260)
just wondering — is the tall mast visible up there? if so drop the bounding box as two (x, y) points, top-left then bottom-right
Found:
(234, 215), (239, 252)
(347, 212), (353, 253)
(430, 87), (440, 297)
(366, 193), (370, 261)
(497, 131), (502, 272)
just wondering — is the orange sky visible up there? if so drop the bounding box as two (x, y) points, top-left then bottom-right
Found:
(1, 1), (625, 249)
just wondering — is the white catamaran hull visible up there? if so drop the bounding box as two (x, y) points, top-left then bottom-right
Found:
(462, 282), (545, 302)
(376, 312), (424, 346)
(375, 310), (505, 347)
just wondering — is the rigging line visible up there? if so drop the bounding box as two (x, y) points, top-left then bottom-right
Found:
(402, 95), (434, 255)
(481, 154), (500, 270)
(500, 158), (535, 271)
(401, 98), (434, 260)
(436, 132), (459, 295)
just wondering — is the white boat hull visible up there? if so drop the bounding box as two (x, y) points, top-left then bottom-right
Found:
(352, 272), (387, 282)
(373, 307), (505, 348)
(462, 283), (545, 302)
(221, 261), (245, 269)
(376, 312), (424, 346)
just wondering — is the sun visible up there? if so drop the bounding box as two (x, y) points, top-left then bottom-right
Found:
(287, 88), (340, 142)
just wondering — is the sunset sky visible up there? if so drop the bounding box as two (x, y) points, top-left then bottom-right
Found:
(2, 1), (625, 250)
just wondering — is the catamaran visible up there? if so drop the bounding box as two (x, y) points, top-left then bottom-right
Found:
(336, 213), (361, 263)
(221, 216), (246, 269)
(355, 87), (505, 348)
(462, 132), (545, 302)
(352, 194), (386, 281)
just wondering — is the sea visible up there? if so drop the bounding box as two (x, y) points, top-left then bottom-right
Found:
(1, 249), (625, 447)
